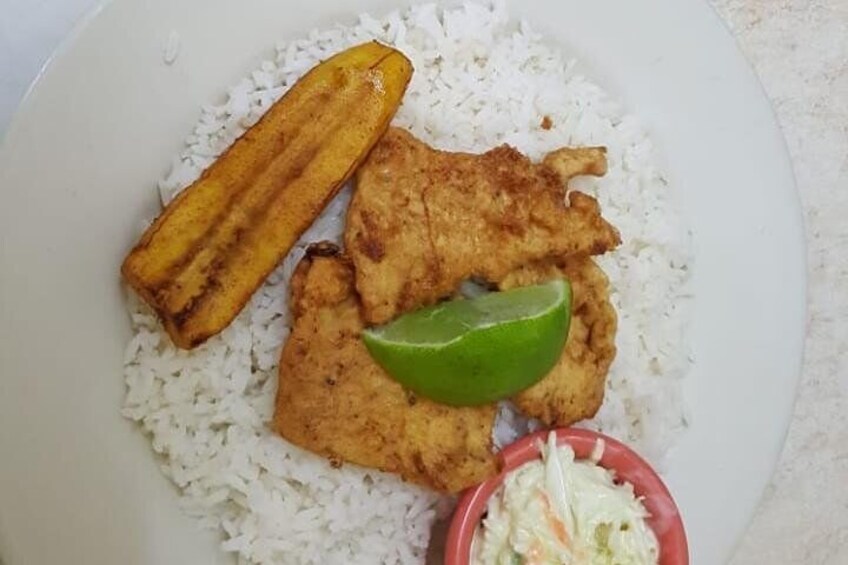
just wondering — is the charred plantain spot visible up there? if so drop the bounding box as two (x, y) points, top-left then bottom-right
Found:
(412, 451), (426, 474)
(356, 233), (385, 261)
(358, 209), (379, 232)
(187, 334), (207, 349)
(306, 241), (341, 258)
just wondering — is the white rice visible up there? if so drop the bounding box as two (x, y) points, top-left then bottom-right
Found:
(123, 1), (693, 563)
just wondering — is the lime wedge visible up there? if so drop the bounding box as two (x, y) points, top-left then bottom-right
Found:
(362, 279), (572, 406)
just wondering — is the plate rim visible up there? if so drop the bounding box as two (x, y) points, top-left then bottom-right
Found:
(0, 0), (808, 563)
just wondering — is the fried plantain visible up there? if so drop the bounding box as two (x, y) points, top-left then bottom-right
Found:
(122, 42), (413, 348)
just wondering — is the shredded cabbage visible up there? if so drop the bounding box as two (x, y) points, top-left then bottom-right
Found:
(471, 432), (659, 564)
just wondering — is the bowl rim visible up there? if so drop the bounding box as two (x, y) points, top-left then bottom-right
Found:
(444, 427), (690, 565)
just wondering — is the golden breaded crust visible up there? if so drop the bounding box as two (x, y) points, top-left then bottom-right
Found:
(273, 245), (498, 494)
(500, 257), (617, 426)
(345, 127), (619, 325)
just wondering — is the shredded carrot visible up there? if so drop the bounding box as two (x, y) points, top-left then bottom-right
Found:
(539, 489), (571, 548)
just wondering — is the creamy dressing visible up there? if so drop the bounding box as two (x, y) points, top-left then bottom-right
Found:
(471, 433), (659, 565)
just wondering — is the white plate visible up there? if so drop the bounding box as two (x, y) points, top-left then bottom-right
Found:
(0, 0), (805, 563)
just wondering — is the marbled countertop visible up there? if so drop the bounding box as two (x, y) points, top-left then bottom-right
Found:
(712, 1), (848, 563)
(1, 0), (846, 563)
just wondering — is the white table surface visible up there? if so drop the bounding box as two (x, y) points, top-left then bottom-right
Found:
(1, 0), (846, 563)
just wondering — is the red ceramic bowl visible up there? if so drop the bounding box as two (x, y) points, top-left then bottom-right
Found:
(445, 428), (689, 565)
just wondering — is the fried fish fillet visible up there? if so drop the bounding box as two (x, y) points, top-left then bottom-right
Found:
(273, 243), (498, 493)
(499, 257), (617, 426)
(345, 127), (620, 325)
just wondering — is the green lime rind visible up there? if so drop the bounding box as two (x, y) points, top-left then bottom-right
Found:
(362, 279), (572, 406)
